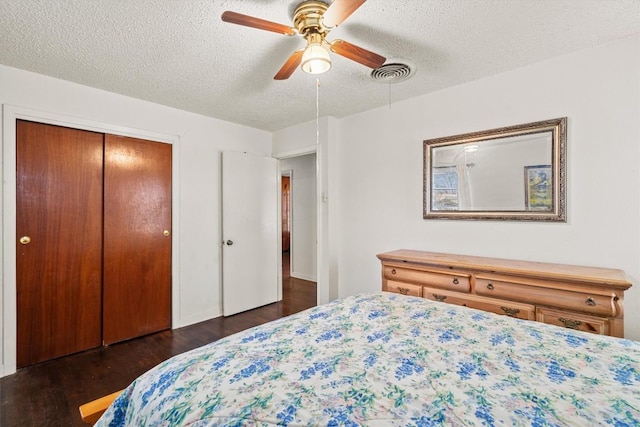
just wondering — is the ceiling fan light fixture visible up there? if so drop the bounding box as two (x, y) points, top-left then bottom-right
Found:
(222, 0), (386, 80)
(301, 42), (331, 75)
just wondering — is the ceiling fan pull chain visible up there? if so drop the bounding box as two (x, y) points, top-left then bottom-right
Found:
(316, 78), (320, 146)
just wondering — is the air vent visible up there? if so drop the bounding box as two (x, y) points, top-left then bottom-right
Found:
(370, 61), (415, 84)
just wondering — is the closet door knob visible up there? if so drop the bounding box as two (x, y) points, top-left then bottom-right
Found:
(20, 236), (31, 245)
(163, 230), (170, 237)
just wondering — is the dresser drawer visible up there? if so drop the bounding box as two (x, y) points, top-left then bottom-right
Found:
(536, 307), (609, 335)
(475, 276), (616, 316)
(386, 280), (422, 297)
(384, 266), (470, 292)
(421, 286), (536, 320)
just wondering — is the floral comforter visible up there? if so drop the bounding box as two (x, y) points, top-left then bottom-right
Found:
(96, 292), (640, 426)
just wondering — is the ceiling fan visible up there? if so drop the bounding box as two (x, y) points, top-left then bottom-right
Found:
(221, 0), (386, 80)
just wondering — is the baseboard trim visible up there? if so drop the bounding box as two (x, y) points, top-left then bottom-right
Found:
(175, 309), (221, 329)
(290, 272), (317, 282)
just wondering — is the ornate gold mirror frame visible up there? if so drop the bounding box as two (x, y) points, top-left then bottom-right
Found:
(423, 117), (566, 221)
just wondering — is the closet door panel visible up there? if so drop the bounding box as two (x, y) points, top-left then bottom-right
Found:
(102, 135), (172, 345)
(16, 120), (104, 367)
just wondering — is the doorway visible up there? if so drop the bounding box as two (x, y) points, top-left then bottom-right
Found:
(280, 153), (317, 307)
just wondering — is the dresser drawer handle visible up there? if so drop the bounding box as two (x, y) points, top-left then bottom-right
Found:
(397, 287), (409, 295)
(585, 297), (596, 306)
(433, 294), (447, 302)
(452, 278), (459, 285)
(559, 317), (582, 330)
(501, 307), (520, 317)
(391, 269), (396, 275)
(486, 283), (494, 290)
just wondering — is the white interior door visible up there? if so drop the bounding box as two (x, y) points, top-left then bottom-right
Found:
(222, 151), (279, 316)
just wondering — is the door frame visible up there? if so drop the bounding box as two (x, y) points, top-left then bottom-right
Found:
(274, 148), (319, 303)
(1, 104), (181, 377)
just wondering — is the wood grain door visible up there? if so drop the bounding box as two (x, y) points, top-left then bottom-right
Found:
(102, 135), (172, 345)
(16, 120), (104, 368)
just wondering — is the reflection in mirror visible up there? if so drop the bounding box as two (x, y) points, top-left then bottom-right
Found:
(423, 118), (566, 221)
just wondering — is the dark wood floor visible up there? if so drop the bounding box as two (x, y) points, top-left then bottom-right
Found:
(0, 253), (316, 426)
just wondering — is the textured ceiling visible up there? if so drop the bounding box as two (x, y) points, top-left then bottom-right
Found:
(0, 0), (638, 131)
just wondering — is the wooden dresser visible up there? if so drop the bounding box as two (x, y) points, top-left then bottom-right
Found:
(378, 250), (632, 338)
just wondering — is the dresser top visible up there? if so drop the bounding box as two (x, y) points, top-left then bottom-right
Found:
(377, 250), (631, 289)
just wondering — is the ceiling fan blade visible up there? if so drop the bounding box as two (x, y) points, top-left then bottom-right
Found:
(322, 0), (367, 28)
(221, 11), (296, 36)
(330, 39), (386, 69)
(274, 50), (304, 80)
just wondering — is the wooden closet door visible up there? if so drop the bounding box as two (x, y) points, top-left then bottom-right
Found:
(16, 120), (104, 367)
(102, 135), (172, 345)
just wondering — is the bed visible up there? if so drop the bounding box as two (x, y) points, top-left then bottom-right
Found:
(93, 292), (640, 426)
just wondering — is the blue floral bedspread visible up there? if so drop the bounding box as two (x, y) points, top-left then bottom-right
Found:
(96, 292), (640, 426)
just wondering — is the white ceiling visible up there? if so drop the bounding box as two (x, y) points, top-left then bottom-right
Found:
(1, 0), (638, 132)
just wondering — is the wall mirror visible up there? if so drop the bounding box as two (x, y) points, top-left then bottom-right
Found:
(423, 117), (566, 221)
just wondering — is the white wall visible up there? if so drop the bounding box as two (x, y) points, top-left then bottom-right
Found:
(0, 65), (271, 376)
(281, 154), (318, 281)
(270, 37), (640, 340)
(336, 35), (640, 340)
